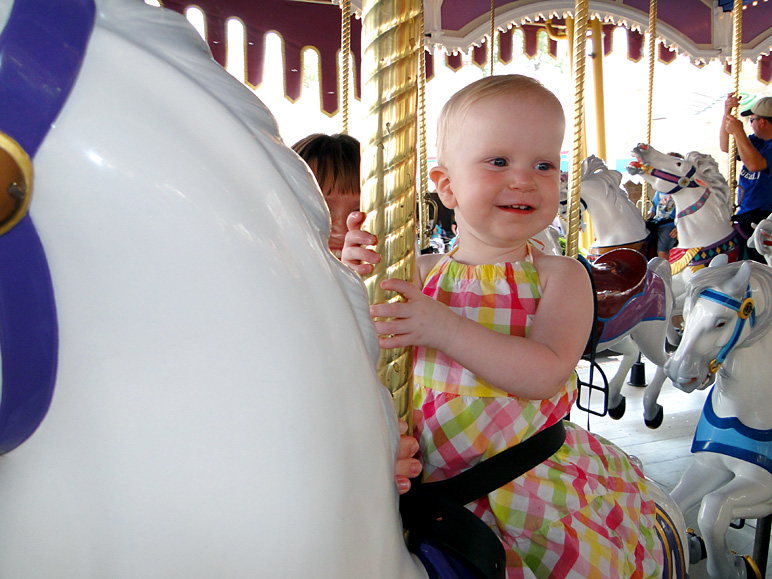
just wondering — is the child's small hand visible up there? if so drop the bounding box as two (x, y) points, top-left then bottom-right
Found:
(395, 416), (421, 494)
(370, 278), (460, 351)
(341, 211), (381, 275)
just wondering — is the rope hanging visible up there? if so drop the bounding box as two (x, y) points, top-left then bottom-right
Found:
(639, 0), (657, 218)
(490, 0), (495, 75)
(565, 0), (589, 260)
(340, 0), (351, 133)
(728, 0), (743, 204)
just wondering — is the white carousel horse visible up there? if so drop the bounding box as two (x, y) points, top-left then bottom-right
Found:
(560, 157), (673, 428)
(748, 213), (772, 266)
(577, 155), (649, 254)
(0, 1), (423, 576)
(664, 258), (772, 579)
(0, 0), (688, 576)
(629, 144), (742, 324)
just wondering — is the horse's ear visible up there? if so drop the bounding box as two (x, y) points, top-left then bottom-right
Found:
(726, 261), (752, 295)
(709, 254), (729, 268)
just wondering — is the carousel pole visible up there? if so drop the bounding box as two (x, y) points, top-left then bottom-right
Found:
(360, 0), (421, 426)
(340, 0), (351, 134)
(728, 0), (743, 204)
(639, 0), (657, 219)
(565, 0), (589, 260)
(590, 18), (606, 162)
(417, 8), (432, 252)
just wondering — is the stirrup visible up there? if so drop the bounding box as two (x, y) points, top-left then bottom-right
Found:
(743, 554), (762, 579)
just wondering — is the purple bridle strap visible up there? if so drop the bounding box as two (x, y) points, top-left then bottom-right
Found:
(650, 165), (700, 194)
(0, 0), (95, 454)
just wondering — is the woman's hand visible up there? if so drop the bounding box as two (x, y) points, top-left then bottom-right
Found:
(341, 211), (380, 276)
(395, 417), (421, 494)
(395, 410), (422, 494)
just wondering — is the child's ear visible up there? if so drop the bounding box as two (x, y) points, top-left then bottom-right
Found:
(430, 166), (457, 209)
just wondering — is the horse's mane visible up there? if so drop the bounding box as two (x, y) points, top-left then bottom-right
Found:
(580, 155), (635, 211)
(685, 261), (772, 347)
(684, 151), (731, 210)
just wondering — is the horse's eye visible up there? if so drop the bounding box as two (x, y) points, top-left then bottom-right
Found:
(715, 320), (727, 329)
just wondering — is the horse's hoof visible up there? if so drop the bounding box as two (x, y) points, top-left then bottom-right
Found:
(743, 554), (763, 579)
(644, 405), (664, 429)
(685, 528), (706, 563)
(608, 397), (626, 420)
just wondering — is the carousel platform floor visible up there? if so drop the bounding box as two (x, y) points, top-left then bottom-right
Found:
(573, 352), (771, 579)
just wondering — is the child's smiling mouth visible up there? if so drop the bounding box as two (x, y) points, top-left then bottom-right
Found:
(498, 204), (533, 211)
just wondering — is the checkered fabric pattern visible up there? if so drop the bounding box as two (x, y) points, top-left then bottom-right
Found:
(413, 254), (663, 578)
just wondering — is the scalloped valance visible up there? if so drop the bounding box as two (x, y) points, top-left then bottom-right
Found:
(160, 0), (772, 116)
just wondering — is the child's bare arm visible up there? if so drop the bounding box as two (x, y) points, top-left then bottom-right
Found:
(372, 254), (593, 400)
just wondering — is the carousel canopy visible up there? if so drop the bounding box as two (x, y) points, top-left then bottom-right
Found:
(159, 0), (772, 115)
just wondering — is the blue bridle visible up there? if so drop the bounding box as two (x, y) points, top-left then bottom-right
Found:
(697, 285), (756, 375)
(0, 0), (95, 453)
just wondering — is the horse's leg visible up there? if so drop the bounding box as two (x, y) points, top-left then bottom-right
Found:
(606, 338), (639, 419)
(671, 455), (733, 567)
(698, 467), (772, 579)
(643, 366), (667, 429)
(671, 455), (732, 520)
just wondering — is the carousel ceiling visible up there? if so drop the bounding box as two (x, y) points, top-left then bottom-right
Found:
(159, 0), (772, 115)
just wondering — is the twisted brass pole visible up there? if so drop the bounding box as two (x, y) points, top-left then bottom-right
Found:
(340, 0), (351, 133)
(728, 0), (742, 206)
(360, 0), (421, 425)
(565, 0), (588, 260)
(417, 9), (431, 251)
(640, 0), (657, 218)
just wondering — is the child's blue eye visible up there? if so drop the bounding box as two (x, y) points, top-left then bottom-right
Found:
(535, 162), (554, 171)
(490, 158), (508, 167)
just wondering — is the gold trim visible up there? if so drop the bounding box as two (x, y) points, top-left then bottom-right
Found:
(743, 554), (762, 579)
(670, 247), (701, 276)
(739, 298), (755, 319)
(654, 504), (686, 577)
(0, 131), (33, 236)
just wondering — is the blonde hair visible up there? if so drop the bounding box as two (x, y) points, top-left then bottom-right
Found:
(435, 75), (563, 165)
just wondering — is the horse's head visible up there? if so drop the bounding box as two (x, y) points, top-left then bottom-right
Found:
(557, 156), (619, 234)
(748, 216), (772, 266)
(0, 0), (425, 575)
(664, 260), (762, 392)
(628, 144), (695, 194)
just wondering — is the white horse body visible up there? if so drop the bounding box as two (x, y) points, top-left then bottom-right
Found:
(665, 260), (772, 579)
(0, 1), (424, 577)
(562, 157), (672, 427)
(629, 144), (740, 323)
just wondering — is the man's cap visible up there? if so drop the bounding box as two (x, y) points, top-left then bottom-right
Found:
(740, 96), (772, 117)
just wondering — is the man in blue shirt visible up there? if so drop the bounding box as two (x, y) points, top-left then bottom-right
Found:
(720, 94), (772, 262)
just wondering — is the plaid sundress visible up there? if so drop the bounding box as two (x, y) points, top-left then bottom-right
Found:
(413, 253), (663, 579)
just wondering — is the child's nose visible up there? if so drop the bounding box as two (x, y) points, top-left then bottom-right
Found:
(507, 170), (535, 190)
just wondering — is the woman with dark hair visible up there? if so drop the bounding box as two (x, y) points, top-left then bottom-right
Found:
(292, 133), (361, 260)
